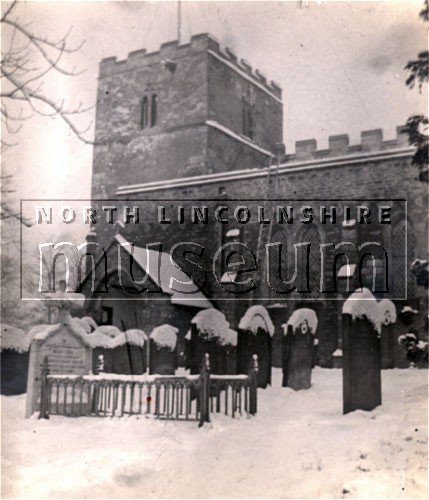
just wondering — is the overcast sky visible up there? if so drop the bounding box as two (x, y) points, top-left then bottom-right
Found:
(2, 0), (428, 211)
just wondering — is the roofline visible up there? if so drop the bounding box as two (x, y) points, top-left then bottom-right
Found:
(207, 49), (283, 104)
(116, 146), (414, 196)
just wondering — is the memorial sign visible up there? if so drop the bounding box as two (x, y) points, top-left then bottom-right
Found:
(25, 312), (92, 417)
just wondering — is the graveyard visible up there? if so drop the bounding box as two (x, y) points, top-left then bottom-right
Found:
(1, 366), (427, 499)
(1, 289), (428, 498)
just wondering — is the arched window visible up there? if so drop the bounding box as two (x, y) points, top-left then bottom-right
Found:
(141, 96), (149, 129)
(392, 220), (416, 298)
(151, 94), (157, 127)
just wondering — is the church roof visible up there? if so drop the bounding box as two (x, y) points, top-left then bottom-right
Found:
(115, 234), (212, 309)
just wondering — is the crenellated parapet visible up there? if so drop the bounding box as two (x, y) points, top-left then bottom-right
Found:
(284, 126), (410, 163)
(98, 33), (282, 99)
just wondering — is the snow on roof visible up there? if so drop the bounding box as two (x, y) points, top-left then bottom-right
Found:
(115, 234), (212, 309)
(282, 308), (318, 335)
(151, 324), (178, 350)
(338, 264), (356, 278)
(238, 305), (275, 336)
(1, 325), (30, 353)
(377, 299), (397, 326)
(342, 288), (382, 334)
(191, 309), (237, 346)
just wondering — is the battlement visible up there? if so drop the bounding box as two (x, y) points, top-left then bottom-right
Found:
(99, 33), (282, 99)
(284, 126), (410, 163)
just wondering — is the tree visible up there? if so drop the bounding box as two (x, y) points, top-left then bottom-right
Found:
(0, 0), (93, 222)
(404, 0), (429, 182)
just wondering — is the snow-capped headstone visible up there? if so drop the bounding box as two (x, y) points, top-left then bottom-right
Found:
(189, 309), (237, 375)
(237, 305), (274, 388)
(281, 308), (318, 391)
(342, 288), (382, 414)
(25, 311), (92, 418)
(149, 324), (178, 375)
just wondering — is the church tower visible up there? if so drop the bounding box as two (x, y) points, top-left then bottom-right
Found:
(91, 33), (283, 200)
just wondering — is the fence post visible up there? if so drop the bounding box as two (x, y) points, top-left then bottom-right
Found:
(248, 354), (258, 416)
(39, 356), (50, 419)
(199, 352), (210, 427)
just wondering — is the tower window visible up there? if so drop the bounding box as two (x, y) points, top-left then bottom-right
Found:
(141, 96), (149, 129)
(151, 94), (157, 127)
(141, 93), (158, 129)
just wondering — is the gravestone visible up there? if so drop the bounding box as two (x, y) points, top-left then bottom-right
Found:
(149, 324), (178, 375)
(25, 311), (92, 417)
(282, 308), (318, 390)
(237, 305), (274, 388)
(189, 309), (237, 375)
(342, 288), (382, 414)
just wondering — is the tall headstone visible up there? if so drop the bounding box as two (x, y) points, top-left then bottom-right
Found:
(149, 324), (178, 375)
(189, 309), (237, 375)
(282, 308), (318, 390)
(237, 305), (274, 388)
(342, 288), (382, 414)
(25, 310), (92, 417)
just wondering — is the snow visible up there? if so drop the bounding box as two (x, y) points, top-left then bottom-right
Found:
(225, 228), (240, 238)
(97, 325), (122, 338)
(111, 330), (147, 349)
(2, 368), (427, 499)
(86, 330), (113, 349)
(342, 288), (383, 335)
(115, 234), (212, 309)
(71, 317), (92, 333)
(191, 309), (238, 346)
(238, 305), (275, 336)
(81, 316), (98, 332)
(31, 324), (61, 341)
(0, 325), (29, 353)
(150, 325), (178, 350)
(332, 348), (343, 357)
(283, 308), (318, 335)
(86, 328), (147, 349)
(377, 299), (397, 326)
(401, 306), (419, 315)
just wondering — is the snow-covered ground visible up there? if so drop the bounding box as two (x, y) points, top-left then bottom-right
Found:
(1, 368), (427, 499)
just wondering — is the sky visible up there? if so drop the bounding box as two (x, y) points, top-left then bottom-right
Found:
(1, 0), (428, 218)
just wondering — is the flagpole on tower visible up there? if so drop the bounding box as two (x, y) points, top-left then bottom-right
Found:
(177, 0), (182, 43)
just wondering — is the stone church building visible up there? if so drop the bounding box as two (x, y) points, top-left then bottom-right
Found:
(82, 33), (428, 367)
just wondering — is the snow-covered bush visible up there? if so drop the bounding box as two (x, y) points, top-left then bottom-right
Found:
(150, 325), (178, 351)
(398, 332), (428, 367)
(377, 299), (397, 326)
(191, 309), (237, 346)
(238, 305), (274, 336)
